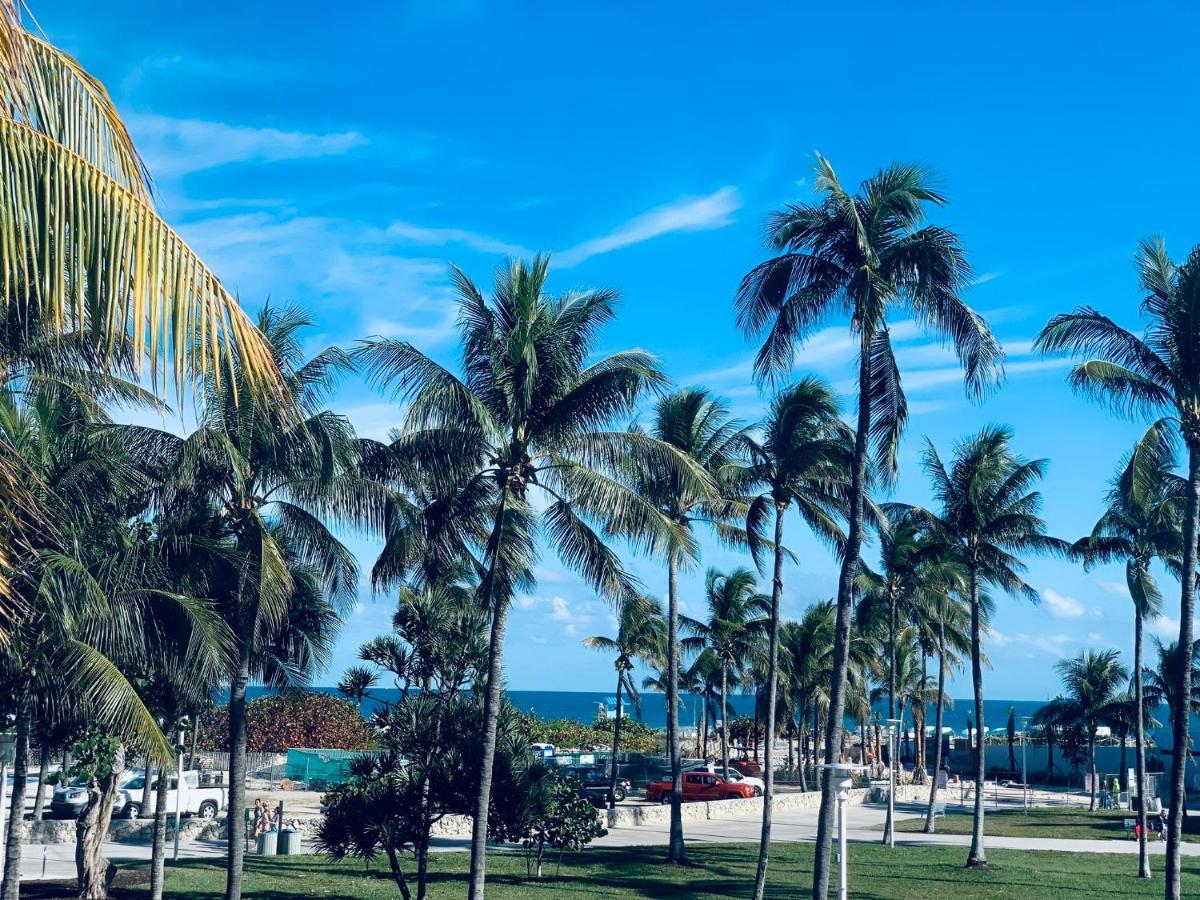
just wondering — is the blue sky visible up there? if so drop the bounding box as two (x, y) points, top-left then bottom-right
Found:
(41, 1), (1200, 698)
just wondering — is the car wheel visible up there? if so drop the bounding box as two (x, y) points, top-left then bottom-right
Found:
(123, 803), (141, 820)
(198, 800), (218, 819)
(613, 787), (627, 803)
(659, 792), (672, 805)
(726, 792), (741, 800)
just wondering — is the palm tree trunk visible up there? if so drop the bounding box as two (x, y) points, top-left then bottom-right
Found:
(140, 757), (154, 818)
(967, 562), (987, 869)
(665, 550), (688, 865)
(924, 623), (947, 833)
(1089, 729), (1098, 811)
(1165, 442), (1200, 900)
(468, 490), (515, 900)
(1046, 728), (1056, 783)
(812, 330), (872, 900)
(224, 639), (252, 900)
(32, 743), (50, 822)
(752, 503), (786, 900)
(720, 664), (729, 782)
(609, 671), (624, 811)
(149, 762), (172, 900)
(1134, 609), (1150, 878)
(189, 714), (200, 771)
(1, 698), (30, 900)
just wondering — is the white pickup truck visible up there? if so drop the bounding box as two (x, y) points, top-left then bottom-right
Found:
(116, 770), (227, 820)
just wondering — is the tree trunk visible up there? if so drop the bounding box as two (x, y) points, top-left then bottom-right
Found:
(883, 586), (898, 845)
(967, 562), (987, 869)
(609, 671), (623, 810)
(924, 624), (947, 833)
(1046, 729), (1055, 782)
(797, 710), (808, 791)
(77, 747), (124, 899)
(812, 328), (872, 900)
(149, 762), (171, 900)
(467, 490), (515, 900)
(1088, 730), (1097, 811)
(224, 640), (252, 900)
(1, 700), (30, 900)
(1165, 441), (1200, 900)
(665, 550), (687, 865)
(140, 758), (153, 819)
(32, 744), (51, 822)
(1134, 608), (1150, 878)
(189, 715), (200, 772)
(720, 664), (729, 782)
(386, 846), (413, 900)
(752, 503), (785, 900)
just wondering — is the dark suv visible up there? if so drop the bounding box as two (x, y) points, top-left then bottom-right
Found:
(563, 765), (630, 805)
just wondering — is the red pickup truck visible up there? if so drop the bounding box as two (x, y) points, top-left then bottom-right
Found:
(644, 771), (758, 804)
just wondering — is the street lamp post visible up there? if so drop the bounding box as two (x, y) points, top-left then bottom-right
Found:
(1020, 716), (1030, 814)
(885, 718), (902, 848)
(819, 763), (869, 900)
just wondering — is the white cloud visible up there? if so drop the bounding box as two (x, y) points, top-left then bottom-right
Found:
(1043, 588), (1085, 619)
(1097, 579), (1129, 598)
(990, 629), (1077, 658)
(514, 595), (538, 610)
(128, 113), (367, 177)
(565, 623), (579, 636)
(1151, 616), (1181, 639)
(971, 272), (1003, 286)
(1087, 632), (1103, 643)
(555, 187), (741, 268)
(529, 634), (548, 645)
(550, 597), (572, 621)
(386, 221), (530, 257)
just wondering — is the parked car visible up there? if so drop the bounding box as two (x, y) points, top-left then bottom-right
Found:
(563, 765), (630, 805)
(116, 771), (227, 819)
(51, 769), (145, 819)
(685, 763), (765, 795)
(644, 770), (758, 804)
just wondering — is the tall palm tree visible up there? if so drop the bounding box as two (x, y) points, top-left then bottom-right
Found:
(624, 388), (742, 865)
(921, 588), (970, 833)
(1032, 697), (1074, 785)
(584, 594), (666, 808)
(112, 306), (363, 900)
(1036, 238), (1200, 899)
(1143, 636), (1200, 829)
(683, 568), (769, 782)
(734, 155), (1002, 900)
(356, 257), (697, 898)
(1074, 421), (1182, 877)
(1055, 649), (1129, 811)
(914, 426), (1065, 868)
(736, 377), (851, 898)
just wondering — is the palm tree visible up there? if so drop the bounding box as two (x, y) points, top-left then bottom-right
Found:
(1036, 238), (1200, 899)
(914, 426), (1065, 868)
(1033, 697), (1074, 786)
(1074, 421), (1182, 877)
(734, 155), (1002, 900)
(921, 588), (970, 833)
(1007, 707), (1018, 775)
(1143, 636), (1200, 828)
(113, 306), (363, 900)
(736, 377), (851, 899)
(584, 594), (666, 808)
(684, 568), (769, 782)
(356, 257), (696, 897)
(1055, 650), (1129, 811)
(624, 388), (742, 865)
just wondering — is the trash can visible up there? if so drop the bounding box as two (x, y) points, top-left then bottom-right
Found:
(256, 830), (278, 856)
(277, 828), (302, 855)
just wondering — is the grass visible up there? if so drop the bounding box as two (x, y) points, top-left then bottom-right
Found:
(96, 842), (1200, 899)
(895, 805), (1200, 843)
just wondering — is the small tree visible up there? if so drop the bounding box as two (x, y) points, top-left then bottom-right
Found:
(66, 729), (126, 899)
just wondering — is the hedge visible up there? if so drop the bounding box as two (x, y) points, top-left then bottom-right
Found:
(199, 692), (376, 753)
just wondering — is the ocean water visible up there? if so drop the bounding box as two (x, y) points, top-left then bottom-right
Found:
(247, 686), (1179, 749)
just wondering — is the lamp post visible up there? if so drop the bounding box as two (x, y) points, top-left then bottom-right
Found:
(1020, 716), (1030, 814)
(173, 726), (185, 861)
(819, 763), (869, 900)
(885, 718), (902, 848)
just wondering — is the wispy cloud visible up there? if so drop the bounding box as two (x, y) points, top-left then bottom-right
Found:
(970, 272), (1004, 286)
(555, 186), (742, 268)
(1151, 616), (1181, 638)
(386, 221), (531, 257)
(127, 113), (367, 177)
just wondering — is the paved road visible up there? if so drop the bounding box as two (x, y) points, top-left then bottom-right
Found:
(18, 795), (1198, 883)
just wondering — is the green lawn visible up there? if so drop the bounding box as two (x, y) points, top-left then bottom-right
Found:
(895, 806), (1200, 843)
(104, 842), (1200, 899)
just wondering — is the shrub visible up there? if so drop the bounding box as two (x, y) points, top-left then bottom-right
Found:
(513, 711), (660, 753)
(199, 692), (375, 752)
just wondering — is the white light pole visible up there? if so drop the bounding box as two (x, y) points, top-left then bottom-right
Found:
(1020, 716), (1030, 814)
(885, 718), (901, 848)
(819, 763), (869, 900)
